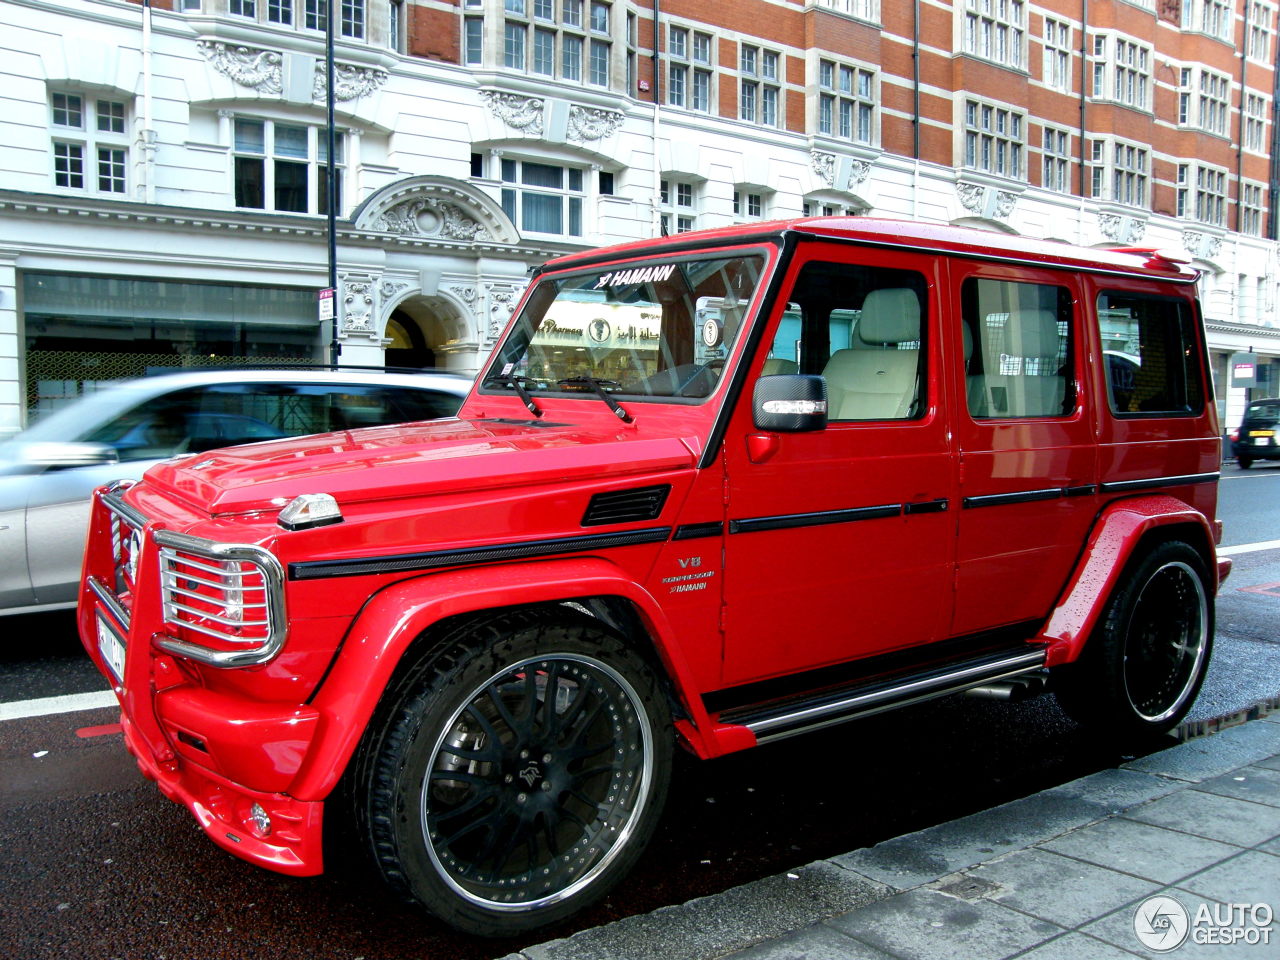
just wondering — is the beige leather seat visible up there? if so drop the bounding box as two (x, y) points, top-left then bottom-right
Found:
(1002, 309), (1066, 417)
(761, 357), (798, 376)
(822, 288), (921, 420)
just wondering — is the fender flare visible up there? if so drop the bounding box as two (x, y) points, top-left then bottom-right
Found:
(286, 556), (728, 800)
(1037, 494), (1218, 668)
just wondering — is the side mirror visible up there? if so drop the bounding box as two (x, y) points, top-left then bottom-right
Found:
(20, 441), (120, 468)
(752, 375), (828, 432)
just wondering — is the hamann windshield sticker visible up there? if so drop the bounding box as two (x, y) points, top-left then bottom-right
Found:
(594, 264), (677, 289)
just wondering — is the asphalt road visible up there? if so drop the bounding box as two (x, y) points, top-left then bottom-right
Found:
(1, 464), (1277, 960)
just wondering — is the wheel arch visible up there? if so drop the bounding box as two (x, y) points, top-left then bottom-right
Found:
(286, 556), (718, 801)
(1038, 494), (1217, 668)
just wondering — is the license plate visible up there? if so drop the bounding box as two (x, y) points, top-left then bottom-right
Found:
(97, 615), (126, 685)
(1248, 429), (1275, 437)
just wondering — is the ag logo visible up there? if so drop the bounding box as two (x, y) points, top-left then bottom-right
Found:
(1134, 895), (1190, 952)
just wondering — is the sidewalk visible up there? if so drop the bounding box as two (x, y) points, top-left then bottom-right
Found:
(504, 707), (1280, 960)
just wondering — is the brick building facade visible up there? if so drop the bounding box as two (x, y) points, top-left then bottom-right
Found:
(1, 0), (1279, 434)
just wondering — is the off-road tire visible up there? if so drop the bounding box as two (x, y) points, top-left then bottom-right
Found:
(351, 610), (672, 937)
(1054, 541), (1212, 739)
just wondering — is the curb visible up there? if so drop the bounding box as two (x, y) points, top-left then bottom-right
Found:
(503, 706), (1280, 960)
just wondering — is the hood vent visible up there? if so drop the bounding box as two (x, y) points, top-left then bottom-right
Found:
(582, 485), (672, 526)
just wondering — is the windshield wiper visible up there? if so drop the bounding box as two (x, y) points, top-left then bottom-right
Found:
(557, 377), (634, 423)
(484, 373), (543, 418)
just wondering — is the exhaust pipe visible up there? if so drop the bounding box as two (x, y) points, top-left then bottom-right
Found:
(964, 672), (1048, 702)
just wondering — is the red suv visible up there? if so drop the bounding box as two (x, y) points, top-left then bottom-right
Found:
(79, 219), (1229, 936)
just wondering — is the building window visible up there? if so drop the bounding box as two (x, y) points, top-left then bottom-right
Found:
(814, 0), (879, 19)
(1179, 68), (1230, 136)
(818, 59), (875, 144)
(964, 0), (1025, 71)
(1242, 182), (1265, 236)
(389, 0), (404, 52)
(1246, 93), (1268, 151)
(739, 44), (781, 128)
(803, 199), (862, 216)
(224, 0), (366, 38)
(233, 118), (344, 215)
(1177, 163), (1226, 226)
(963, 99), (1024, 179)
(659, 178), (697, 234)
(1182, 0), (1232, 41)
(49, 93), (129, 195)
(493, 0), (604, 83)
(1042, 125), (1071, 193)
(1042, 17), (1071, 93)
(733, 188), (766, 220)
(500, 158), (585, 236)
(464, 16), (483, 63)
(1248, 2), (1275, 61)
(1089, 139), (1147, 208)
(668, 25), (714, 112)
(1092, 35), (1150, 111)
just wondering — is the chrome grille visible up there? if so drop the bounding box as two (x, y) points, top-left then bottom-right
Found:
(153, 530), (287, 668)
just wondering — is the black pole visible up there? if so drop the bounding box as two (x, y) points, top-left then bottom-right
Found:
(326, 0), (339, 368)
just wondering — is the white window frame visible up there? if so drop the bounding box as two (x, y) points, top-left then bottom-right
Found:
(1242, 181), (1265, 236)
(739, 44), (781, 128)
(817, 58), (876, 145)
(218, 0), (367, 40)
(1041, 124), (1071, 194)
(499, 157), (589, 237)
(814, 0), (879, 21)
(659, 178), (698, 234)
(963, 98), (1025, 180)
(963, 0), (1025, 71)
(1042, 16), (1071, 93)
(482, 0), (602, 84)
(1179, 67), (1230, 136)
(733, 187), (768, 221)
(49, 92), (130, 197)
(1091, 34), (1150, 111)
(1176, 162), (1227, 226)
(1246, 93), (1269, 152)
(1248, 2), (1275, 62)
(232, 117), (346, 216)
(1182, 0), (1233, 41)
(668, 24), (714, 113)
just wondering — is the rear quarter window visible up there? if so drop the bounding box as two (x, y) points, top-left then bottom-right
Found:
(1097, 291), (1204, 417)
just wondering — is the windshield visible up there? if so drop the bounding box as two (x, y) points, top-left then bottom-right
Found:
(486, 252), (767, 402)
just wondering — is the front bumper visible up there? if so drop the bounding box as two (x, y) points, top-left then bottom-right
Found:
(79, 485), (326, 877)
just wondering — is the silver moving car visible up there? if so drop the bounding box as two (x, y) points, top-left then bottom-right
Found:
(0, 368), (471, 615)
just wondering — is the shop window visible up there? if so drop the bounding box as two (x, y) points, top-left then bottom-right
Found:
(233, 118), (345, 216)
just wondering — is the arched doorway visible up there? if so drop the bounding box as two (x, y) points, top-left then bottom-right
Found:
(385, 295), (471, 373)
(384, 310), (435, 369)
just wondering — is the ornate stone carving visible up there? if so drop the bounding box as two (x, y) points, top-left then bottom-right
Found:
(485, 284), (522, 339)
(197, 41), (282, 95)
(198, 40), (386, 102)
(341, 278), (375, 335)
(380, 279), (411, 302)
(1183, 230), (1222, 259)
(811, 151), (836, 187)
(990, 191), (1016, 218)
(566, 106), (623, 143)
(481, 91), (545, 134)
(447, 284), (479, 305)
(957, 182), (1016, 219)
(374, 198), (490, 241)
(314, 62), (389, 102)
(1098, 213), (1147, 244)
(957, 182), (986, 213)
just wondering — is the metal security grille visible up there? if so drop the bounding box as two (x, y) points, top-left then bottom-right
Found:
(25, 350), (313, 418)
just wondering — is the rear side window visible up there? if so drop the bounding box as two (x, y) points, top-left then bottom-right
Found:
(1097, 292), (1204, 417)
(961, 278), (1074, 419)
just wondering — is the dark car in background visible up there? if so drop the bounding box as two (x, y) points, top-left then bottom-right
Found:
(1231, 398), (1280, 469)
(0, 368), (471, 615)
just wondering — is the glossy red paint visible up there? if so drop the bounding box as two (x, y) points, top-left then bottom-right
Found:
(76, 218), (1223, 891)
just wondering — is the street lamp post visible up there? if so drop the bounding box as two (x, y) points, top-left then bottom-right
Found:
(325, 0), (339, 368)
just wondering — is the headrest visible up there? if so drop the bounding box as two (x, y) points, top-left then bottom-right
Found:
(857, 288), (921, 346)
(1002, 310), (1061, 361)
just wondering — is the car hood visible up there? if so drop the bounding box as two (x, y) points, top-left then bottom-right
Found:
(141, 416), (700, 515)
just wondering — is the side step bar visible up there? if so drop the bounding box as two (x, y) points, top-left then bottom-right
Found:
(732, 649), (1048, 745)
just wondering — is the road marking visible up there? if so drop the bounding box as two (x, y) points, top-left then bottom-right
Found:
(1219, 539), (1280, 557)
(1238, 581), (1280, 597)
(0, 690), (117, 722)
(76, 722), (123, 738)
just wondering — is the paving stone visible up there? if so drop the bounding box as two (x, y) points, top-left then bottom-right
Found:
(831, 791), (1108, 889)
(1122, 724), (1280, 783)
(1176, 850), (1280, 907)
(826, 888), (1063, 960)
(1254, 754), (1280, 772)
(1123, 789), (1280, 848)
(960, 847), (1159, 928)
(516, 860), (890, 960)
(1084, 895), (1278, 959)
(1194, 766), (1280, 808)
(1258, 837), (1280, 857)
(1040, 819), (1240, 885)
(1010, 931), (1146, 959)
(720, 923), (897, 960)
(1039, 768), (1182, 812)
